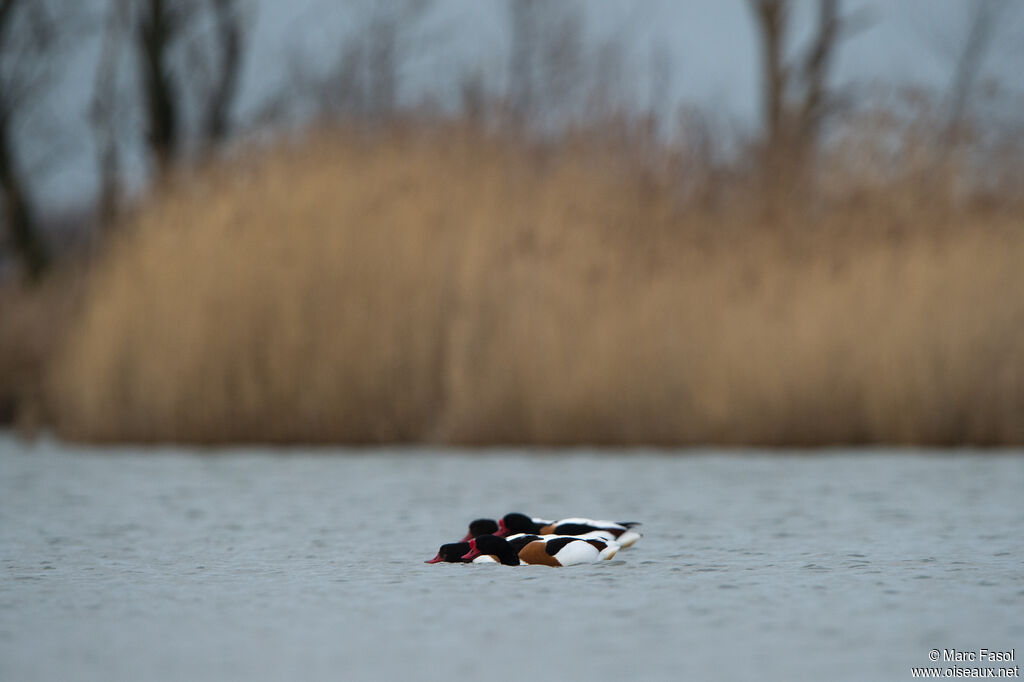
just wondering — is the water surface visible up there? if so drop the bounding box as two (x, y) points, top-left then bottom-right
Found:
(2, 436), (1022, 681)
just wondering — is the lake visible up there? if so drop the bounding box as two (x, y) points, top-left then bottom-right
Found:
(1, 435), (1021, 681)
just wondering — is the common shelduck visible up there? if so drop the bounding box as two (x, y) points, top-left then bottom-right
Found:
(459, 518), (499, 542)
(496, 513), (642, 548)
(462, 534), (615, 567)
(425, 542), (498, 564)
(506, 533), (620, 561)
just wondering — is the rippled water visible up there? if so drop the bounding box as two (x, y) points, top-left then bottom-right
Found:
(1, 435), (1022, 681)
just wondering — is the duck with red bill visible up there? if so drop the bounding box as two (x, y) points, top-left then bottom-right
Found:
(459, 518), (499, 542)
(496, 513), (642, 547)
(460, 535), (521, 565)
(426, 542), (500, 564)
(463, 534), (614, 567)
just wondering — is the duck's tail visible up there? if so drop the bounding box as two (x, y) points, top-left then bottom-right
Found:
(616, 529), (643, 548)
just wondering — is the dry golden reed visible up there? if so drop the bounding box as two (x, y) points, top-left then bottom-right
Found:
(0, 272), (81, 434)
(48, 124), (1024, 445)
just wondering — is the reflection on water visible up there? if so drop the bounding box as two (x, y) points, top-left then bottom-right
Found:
(1, 435), (1022, 681)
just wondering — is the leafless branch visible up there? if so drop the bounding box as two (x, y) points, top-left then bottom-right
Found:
(203, 0), (245, 146)
(90, 0), (130, 229)
(945, 0), (1007, 142)
(0, 0), (62, 279)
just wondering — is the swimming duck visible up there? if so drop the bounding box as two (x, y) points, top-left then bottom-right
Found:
(459, 518), (499, 542)
(463, 534), (614, 567)
(459, 535), (520, 565)
(424, 542), (498, 564)
(496, 513), (642, 548)
(506, 533), (620, 561)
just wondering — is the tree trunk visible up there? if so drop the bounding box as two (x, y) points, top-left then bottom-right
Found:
(203, 0), (242, 147)
(944, 1), (1000, 144)
(751, 0), (786, 156)
(137, 0), (179, 176)
(91, 0), (129, 230)
(507, 0), (540, 121)
(750, 0), (844, 194)
(0, 116), (48, 279)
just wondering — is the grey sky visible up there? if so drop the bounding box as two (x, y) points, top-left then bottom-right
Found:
(32, 0), (1024, 212)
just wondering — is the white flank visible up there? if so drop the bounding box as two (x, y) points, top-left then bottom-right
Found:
(615, 529), (642, 548)
(555, 517), (627, 531)
(552, 539), (603, 566)
(597, 541), (620, 560)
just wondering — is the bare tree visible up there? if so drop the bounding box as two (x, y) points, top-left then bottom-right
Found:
(506, 0), (588, 126)
(91, 0), (130, 230)
(132, 0), (249, 177)
(365, 11), (398, 117)
(0, 0), (58, 280)
(202, 0), (244, 147)
(943, 0), (1009, 143)
(135, 0), (185, 177)
(748, 0), (853, 177)
(307, 1), (430, 122)
(506, 0), (609, 129)
(507, 0), (541, 121)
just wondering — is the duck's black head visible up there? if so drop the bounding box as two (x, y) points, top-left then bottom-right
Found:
(497, 513), (539, 537)
(425, 542), (472, 564)
(461, 518), (499, 542)
(462, 534), (521, 566)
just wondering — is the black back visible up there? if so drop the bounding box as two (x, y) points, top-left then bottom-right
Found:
(543, 537), (580, 556)
(506, 534), (541, 552)
(551, 522), (608, 537)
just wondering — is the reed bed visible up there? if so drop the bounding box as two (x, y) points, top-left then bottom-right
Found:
(0, 273), (81, 434)
(47, 124), (1024, 445)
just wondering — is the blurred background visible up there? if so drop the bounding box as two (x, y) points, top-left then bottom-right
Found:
(2, 8), (1023, 679)
(2, 0), (1023, 445)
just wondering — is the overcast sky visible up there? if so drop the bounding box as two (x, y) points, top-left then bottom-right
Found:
(33, 0), (1024, 212)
